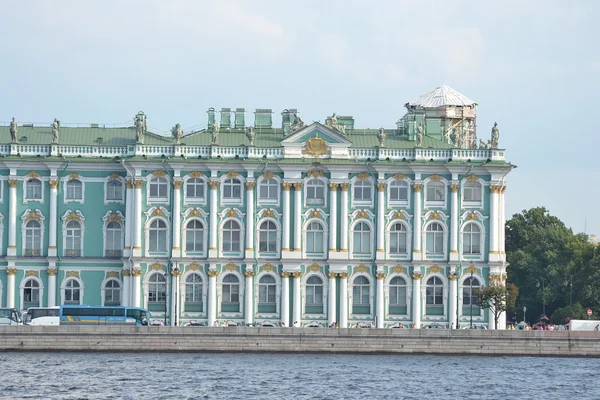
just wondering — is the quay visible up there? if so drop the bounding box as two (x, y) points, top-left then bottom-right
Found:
(1, 326), (599, 357)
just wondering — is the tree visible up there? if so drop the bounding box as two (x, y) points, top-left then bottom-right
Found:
(550, 303), (590, 325)
(476, 283), (518, 329)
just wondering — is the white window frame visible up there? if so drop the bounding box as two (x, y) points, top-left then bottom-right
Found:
(460, 176), (486, 210)
(61, 210), (86, 258)
(183, 218), (207, 256)
(460, 273), (485, 319)
(145, 217), (169, 256)
(219, 173), (245, 206)
(21, 209), (46, 257)
(387, 178), (411, 207)
(350, 220), (374, 259)
(424, 221), (447, 258)
(257, 218), (280, 257)
(424, 176), (448, 209)
(388, 221), (410, 256)
(101, 278), (122, 306)
(104, 177), (125, 205)
(183, 174), (208, 206)
(64, 179), (84, 204)
(20, 276), (44, 311)
(216, 270), (245, 317)
(219, 218), (244, 258)
(301, 272), (328, 319)
(60, 276), (84, 305)
(184, 273), (204, 306)
(147, 272), (168, 305)
(424, 275), (446, 317)
(347, 272), (374, 319)
(221, 274), (241, 304)
(304, 177), (328, 207)
(257, 175), (281, 206)
(386, 275), (410, 316)
(23, 178), (44, 204)
(302, 218), (328, 259)
(146, 174), (170, 205)
(460, 220), (486, 261)
(351, 176), (375, 208)
(182, 270), (208, 317)
(254, 271), (281, 318)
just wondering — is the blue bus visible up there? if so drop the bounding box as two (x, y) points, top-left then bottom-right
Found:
(59, 305), (149, 326)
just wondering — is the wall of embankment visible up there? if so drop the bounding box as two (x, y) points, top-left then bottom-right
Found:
(1, 326), (599, 357)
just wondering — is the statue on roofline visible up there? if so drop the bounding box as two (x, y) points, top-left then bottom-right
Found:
(246, 127), (255, 146)
(171, 123), (183, 144)
(377, 127), (386, 147)
(9, 117), (17, 143)
(325, 112), (345, 134)
(479, 139), (491, 149)
(211, 120), (219, 145)
(51, 118), (60, 144)
(490, 122), (499, 148)
(288, 112), (305, 134)
(416, 123), (423, 147)
(134, 112), (147, 144)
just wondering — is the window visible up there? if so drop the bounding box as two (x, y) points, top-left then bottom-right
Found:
(462, 223), (481, 255)
(104, 280), (121, 306)
(106, 180), (123, 201)
(426, 223), (444, 255)
(463, 277), (481, 306)
(426, 277), (443, 305)
(353, 276), (370, 305)
(105, 221), (122, 257)
(222, 220), (241, 252)
(389, 277), (407, 306)
(305, 276), (323, 305)
(258, 221), (277, 253)
(23, 280), (40, 306)
(389, 223), (408, 254)
(353, 222), (371, 255)
(64, 279), (81, 304)
(185, 220), (204, 253)
(306, 222), (324, 254)
(148, 274), (166, 303)
(389, 180), (408, 203)
(426, 181), (445, 203)
(65, 221), (82, 257)
(259, 179), (278, 202)
(185, 274), (203, 304)
(306, 179), (325, 205)
(66, 179), (83, 201)
(259, 275), (276, 304)
(186, 178), (205, 202)
(222, 275), (239, 303)
(463, 182), (482, 203)
(26, 179), (42, 200)
(148, 219), (167, 252)
(149, 177), (168, 200)
(223, 178), (242, 200)
(353, 180), (372, 203)
(25, 220), (42, 256)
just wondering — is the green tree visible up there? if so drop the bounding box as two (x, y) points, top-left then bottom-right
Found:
(475, 283), (518, 329)
(550, 303), (590, 325)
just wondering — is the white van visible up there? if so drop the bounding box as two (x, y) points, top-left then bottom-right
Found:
(0, 308), (22, 325)
(23, 307), (60, 326)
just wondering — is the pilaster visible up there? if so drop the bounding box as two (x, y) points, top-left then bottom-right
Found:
(376, 272), (385, 328)
(207, 269), (218, 326)
(172, 180), (182, 257)
(133, 180), (143, 257)
(376, 183), (386, 258)
(411, 272), (422, 328)
(131, 268), (142, 308)
(281, 272), (290, 327)
(47, 267), (58, 307)
(245, 182), (255, 259)
(448, 273), (457, 329)
(329, 184), (338, 253)
(327, 271), (337, 326)
(48, 179), (59, 257)
(339, 272), (348, 328)
(292, 271), (302, 325)
(124, 180), (133, 257)
(450, 183), (459, 261)
(209, 181), (219, 258)
(339, 183), (349, 254)
(293, 183), (302, 252)
(281, 183), (292, 255)
(7, 179), (17, 256)
(244, 270), (254, 325)
(6, 267), (17, 308)
(412, 184), (423, 260)
(489, 185), (500, 261)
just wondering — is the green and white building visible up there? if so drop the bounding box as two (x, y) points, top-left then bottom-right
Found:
(0, 85), (513, 328)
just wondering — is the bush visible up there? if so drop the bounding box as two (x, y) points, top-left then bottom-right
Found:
(550, 303), (590, 324)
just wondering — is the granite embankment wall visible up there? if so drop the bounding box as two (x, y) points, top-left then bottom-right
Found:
(1, 326), (599, 357)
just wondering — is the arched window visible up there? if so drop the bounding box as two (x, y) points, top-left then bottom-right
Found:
(106, 180), (123, 201)
(258, 275), (276, 305)
(463, 277), (481, 308)
(104, 279), (121, 306)
(259, 179), (278, 202)
(353, 276), (370, 305)
(306, 221), (325, 254)
(148, 274), (166, 304)
(306, 179), (325, 205)
(185, 274), (203, 311)
(185, 220), (204, 253)
(389, 223), (408, 254)
(389, 277), (407, 312)
(222, 220), (241, 252)
(258, 221), (277, 253)
(149, 177), (168, 200)
(306, 276), (323, 305)
(64, 279), (81, 304)
(389, 180), (408, 203)
(222, 275), (239, 304)
(426, 181), (445, 202)
(426, 222), (444, 255)
(426, 277), (444, 315)
(462, 223), (481, 255)
(353, 222), (371, 255)
(463, 182), (482, 203)
(223, 178), (242, 200)
(23, 279), (40, 308)
(353, 180), (372, 203)
(66, 179), (83, 201)
(186, 178), (205, 202)
(25, 220), (42, 256)
(105, 221), (122, 257)
(65, 221), (82, 257)
(26, 179), (42, 201)
(149, 219), (167, 252)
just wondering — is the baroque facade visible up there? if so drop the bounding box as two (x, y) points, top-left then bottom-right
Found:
(0, 85), (513, 328)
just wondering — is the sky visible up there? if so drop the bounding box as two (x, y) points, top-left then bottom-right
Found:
(1, 0), (599, 235)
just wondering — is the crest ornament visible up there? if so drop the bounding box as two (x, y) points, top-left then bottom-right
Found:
(429, 174), (442, 181)
(467, 211), (478, 221)
(394, 211), (404, 220)
(226, 171), (238, 178)
(189, 171), (204, 178)
(302, 133), (329, 157)
(225, 262), (237, 271)
(310, 210), (321, 218)
(357, 210), (368, 219)
(429, 265), (442, 274)
(262, 263), (275, 273)
(189, 208), (200, 217)
(309, 263), (320, 272)
(356, 172), (370, 180)
(392, 265), (405, 274)
(356, 264), (369, 273)
(151, 262), (164, 271)
(466, 174), (479, 182)
(153, 208), (164, 216)
(393, 173), (406, 180)
(188, 262), (201, 271)
(429, 211), (441, 220)
(263, 209), (274, 218)
(263, 171), (275, 180)
(227, 208), (237, 218)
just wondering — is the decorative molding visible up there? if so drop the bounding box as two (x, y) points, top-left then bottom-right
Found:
(429, 211), (441, 220)
(171, 269), (183, 277)
(302, 135), (329, 157)
(282, 182), (292, 191)
(66, 271), (79, 278)
(226, 171), (238, 178)
(413, 183), (423, 192)
(356, 172), (370, 180)
(109, 173), (121, 180)
(8, 179), (18, 188)
(376, 183), (387, 192)
(466, 174), (479, 182)
(329, 183), (339, 190)
(150, 262), (164, 271)
(122, 270), (131, 277)
(357, 210), (368, 219)
(47, 268), (58, 276)
(306, 170), (324, 178)
(153, 208), (164, 216)
(310, 210), (321, 218)
(308, 263), (320, 272)
(207, 270), (219, 277)
(133, 180), (144, 189)
(263, 209), (275, 218)
(489, 185), (502, 194)
(68, 173), (80, 180)
(429, 174), (442, 181)
(281, 272), (290, 278)
(125, 180), (134, 189)
(466, 211), (478, 221)
(225, 262), (237, 271)
(376, 273), (385, 280)
(172, 180), (182, 189)
(429, 265), (442, 274)
(339, 183), (350, 192)
(131, 269), (143, 277)
(293, 182), (303, 190)
(189, 171), (204, 178)
(411, 272), (422, 280)
(262, 171), (275, 180)
(27, 171), (41, 178)
(292, 271), (303, 278)
(6, 268), (17, 275)
(262, 263), (275, 273)
(392, 265), (405, 274)
(106, 271), (120, 278)
(245, 182), (256, 190)
(356, 264), (369, 273)
(394, 211), (404, 220)
(464, 265), (479, 275)
(188, 262), (201, 271)
(208, 180), (219, 189)
(227, 208), (237, 218)
(327, 272), (337, 279)
(501, 186), (507, 194)
(450, 184), (460, 193)
(338, 272), (349, 279)
(448, 274), (457, 281)
(393, 173), (406, 180)
(24, 210), (42, 223)
(152, 170), (167, 177)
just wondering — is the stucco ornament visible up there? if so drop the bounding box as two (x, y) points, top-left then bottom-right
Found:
(9, 117), (17, 143)
(302, 133), (329, 157)
(325, 113), (345, 134)
(288, 112), (305, 134)
(490, 122), (500, 148)
(416, 123), (423, 147)
(246, 127), (255, 146)
(377, 127), (386, 147)
(134, 111), (147, 144)
(51, 118), (60, 144)
(171, 123), (183, 144)
(211, 120), (219, 145)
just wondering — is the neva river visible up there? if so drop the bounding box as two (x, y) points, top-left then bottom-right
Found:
(1, 352), (598, 399)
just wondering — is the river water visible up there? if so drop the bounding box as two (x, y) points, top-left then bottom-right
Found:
(1, 352), (598, 399)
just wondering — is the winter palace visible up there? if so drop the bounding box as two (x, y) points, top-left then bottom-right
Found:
(0, 85), (512, 328)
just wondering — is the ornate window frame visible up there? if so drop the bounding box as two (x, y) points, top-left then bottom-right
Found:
(348, 271), (374, 320)
(254, 270), (281, 319)
(20, 275), (44, 311)
(102, 211), (125, 258)
(101, 277), (123, 306)
(256, 172), (281, 206)
(23, 177), (44, 204)
(256, 217), (281, 258)
(219, 172), (245, 206)
(104, 174), (125, 205)
(350, 174), (375, 208)
(61, 210), (86, 257)
(384, 272), (412, 320)
(302, 212), (329, 259)
(146, 171), (170, 205)
(300, 271), (328, 320)
(217, 270), (245, 318)
(422, 211), (449, 259)
(422, 273), (448, 320)
(460, 175), (487, 210)
(183, 172), (208, 206)
(182, 215), (208, 258)
(143, 270), (169, 312)
(460, 219), (486, 261)
(386, 174), (412, 208)
(218, 213), (245, 259)
(385, 214), (412, 259)
(303, 174), (328, 208)
(349, 213), (375, 259)
(181, 270), (207, 317)
(21, 209), (45, 257)
(62, 175), (85, 205)
(144, 207), (171, 257)
(424, 175), (448, 209)
(60, 275), (84, 305)
(460, 272), (485, 320)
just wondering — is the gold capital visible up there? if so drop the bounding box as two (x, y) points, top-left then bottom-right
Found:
(327, 272), (337, 279)
(131, 269), (143, 277)
(292, 271), (302, 278)
(413, 184), (423, 193)
(450, 184), (459, 193)
(448, 274), (457, 281)
(208, 270), (219, 277)
(244, 271), (255, 278)
(282, 182), (292, 191)
(172, 180), (182, 189)
(376, 273), (385, 280)
(339, 183), (350, 192)
(245, 182), (256, 190)
(122, 270), (131, 277)
(329, 183), (339, 190)
(6, 268), (17, 275)
(125, 180), (134, 189)
(208, 180), (219, 189)
(411, 272), (422, 280)
(376, 183), (387, 192)
(293, 183), (303, 190)
(171, 269), (183, 277)
(8, 179), (18, 188)
(134, 180), (144, 189)
(281, 272), (290, 278)
(338, 272), (349, 279)
(501, 186), (507, 194)
(47, 268), (58, 276)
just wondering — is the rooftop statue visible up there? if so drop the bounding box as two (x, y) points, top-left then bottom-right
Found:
(51, 118), (60, 144)
(491, 122), (499, 148)
(246, 127), (255, 146)
(171, 123), (183, 144)
(211, 120), (219, 145)
(479, 139), (491, 149)
(134, 112), (147, 144)
(377, 127), (386, 147)
(288, 112), (305, 134)
(325, 113), (345, 134)
(9, 117), (17, 143)
(416, 123), (423, 147)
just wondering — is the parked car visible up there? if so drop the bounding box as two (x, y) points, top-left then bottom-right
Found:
(461, 325), (488, 330)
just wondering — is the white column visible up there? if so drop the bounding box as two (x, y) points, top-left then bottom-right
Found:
(412, 184), (422, 257)
(281, 272), (290, 326)
(339, 273), (348, 328)
(292, 272), (302, 325)
(412, 273), (422, 328)
(500, 186), (506, 254)
(122, 271), (130, 307)
(48, 180), (58, 257)
(245, 182), (255, 257)
(47, 268), (57, 307)
(6, 269), (16, 308)
(209, 181), (218, 255)
(489, 185), (499, 257)
(499, 309), (507, 330)
(376, 184), (385, 256)
(450, 184), (459, 259)
(245, 271), (254, 325)
(449, 275), (457, 329)
(207, 270), (218, 326)
(132, 269), (141, 308)
(488, 308), (495, 330)
(172, 181), (182, 257)
(282, 184), (291, 251)
(329, 184), (338, 252)
(124, 180), (133, 254)
(376, 273), (384, 328)
(340, 184), (349, 252)
(7, 180), (17, 256)
(328, 272), (337, 326)
(133, 180), (143, 253)
(293, 184), (302, 251)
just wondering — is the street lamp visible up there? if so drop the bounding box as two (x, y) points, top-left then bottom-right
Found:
(564, 276), (573, 314)
(536, 277), (546, 318)
(523, 306), (527, 323)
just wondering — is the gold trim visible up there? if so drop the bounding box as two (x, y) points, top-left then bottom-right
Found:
(153, 208), (164, 216)
(356, 264), (368, 273)
(134, 180), (144, 189)
(282, 182), (292, 191)
(429, 265), (441, 274)
(376, 183), (386, 192)
(294, 248), (301, 251)
(293, 183), (303, 190)
(246, 247), (254, 251)
(428, 211), (441, 220)
(262, 171), (275, 180)
(6, 268), (17, 275)
(171, 269), (183, 277)
(308, 263), (320, 272)
(394, 211), (404, 220)
(339, 183), (350, 192)
(245, 182), (256, 190)
(189, 171), (204, 178)
(25, 270), (39, 278)
(188, 262), (201, 271)
(464, 265), (478, 275)
(189, 208), (201, 217)
(122, 270), (131, 277)
(413, 249), (421, 253)
(172, 246), (180, 250)
(208, 181), (219, 189)
(125, 180), (134, 189)
(356, 172), (370, 180)
(152, 170), (167, 177)
(225, 262), (237, 271)
(310, 210), (321, 218)
(413, 184), (422, 192)
(133, 246), (142, 250)
(306, 170), (324, 178)
(131, 269), (143, 277)
(282, 247), (290, 251)
(450, 184), (459, 193)
(8, 179), (18, 188)
(329, 183), (339, 190)
(48, 246), (56, 249)
(466, 174), (479, 182)
(376, 249), (384, 252)
(172, 180), (182, 189)
(27, 171), (41, 178)
(450, 250), (458, 254)
(327, 272), (337, 279)
(393, 173), (406, 180)
(151, 262), (164, 271)
(429, 174), (442, 181)
(263, 209), (274, 218)
(106, 271), (120, 278)
(208, 270), (219, 277)
(302, 134), (329, 157)
(281, 272), (290, 278)
(227, 208), (237, 217)
(338, 272), (349, 279)
(244, 271), (255, 277)
(66, 271), (79, 278)
(68, 173), (80, 180)
(262, 263), (275, 273)
(411, 272), (422, 280)
(226, 171), (238, 178)
(109, 173), (121, 180)
(357, 210), (368, 219)
(292, 271), (302, 278)
(392, 265), (405, 274)
(448, 274), (457, 281)
(376, 273), (385, 280)
(47, 268), (58, 276)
